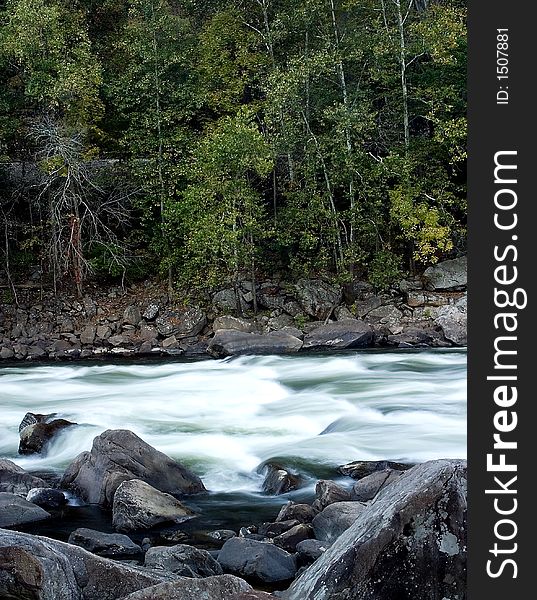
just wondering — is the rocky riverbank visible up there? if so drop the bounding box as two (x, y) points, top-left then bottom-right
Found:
(0, 419), (466, 600)
(0, 256), (467, 361)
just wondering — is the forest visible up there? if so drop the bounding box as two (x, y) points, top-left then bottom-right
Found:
(0, 0), (467, 298)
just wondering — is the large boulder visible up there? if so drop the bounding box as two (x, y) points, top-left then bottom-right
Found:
(207, 330), (302, 358)
(156, 308), (207, 338)
(19, 418), (77, 455)
(261, 464), (302, 495)
(0, 459), (46, 496)
(312, 480), (351, 511)
(218, 537), (297, 583)
(144, 544), (223, 578)
(112, 479), (196, 532)
(295, 279), (343, 320)
(282, 459), (467, 600)
(423, 256), (467, 291)
(350, 469), (403, 502)
(68, 527), (142, 557)
(0, 528), (176, 600)
(302, 319), (373, 350)
(312, 501), (367, 543)
(61, 429), (205, 506)
(435, 294), (467, 346)
(0, 493), (51, 528)
(120, 575), (253, 600)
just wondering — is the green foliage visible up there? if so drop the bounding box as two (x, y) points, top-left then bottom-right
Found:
(368, 250), (403, 292)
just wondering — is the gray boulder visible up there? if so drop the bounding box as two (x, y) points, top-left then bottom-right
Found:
(312, 501), (367, 543)
(302, 319), (373, 350)
(282, 460), (467, 600)
(351, 469), (403, 502)
(312, 480), (351, 511)
(19, 418), (77, 455)
(273, 524), (313, 553)
(261, 464), (302, 495)
(435, 295), (467, 346)
(213, 316), (256, 333)
(61, 429), (205, 506)
(68, 527), (142, 557)
(207, 330), (302, 358)
(296, 539), (329, 564)
(112, 479), (196, 532)
(120, 575), (253, 600)
(0, 528), (176, 600)
(123, 305), (142, 326)
(276, 502), (318, 524)
(0, 459), (46, 496)
(156, 307), (207, 338)
(26, 487), (67, 509)
(338, 459), (411, 480)
(218, 537), (297, 583)
(145, 544), (223, 577)
(423, 256), (467, 290)
(295, 279), (343, 320)
(0, 493), (51, 527)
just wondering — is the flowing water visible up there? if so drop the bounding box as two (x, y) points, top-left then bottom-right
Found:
(0, 349), (466, 537)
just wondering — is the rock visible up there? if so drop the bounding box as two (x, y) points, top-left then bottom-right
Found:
(27, 345), (46, 359)
(312, 480), (351, 511)
(423, 256), (467, 291)
(295, 279), (342, 320)
(435, 297), (467, 345)
(140, 323), (158, 341)
(143, 303), (160, 321)
(19, 418), (77, 455)
(351, 469), (403, 502)
(406, 291), (454, 307)
(0, 492), (51, 527)
(162, 335), (180, 349)
(156, 308), (207, 338)
(0, 528), (176, 600)
(213, 289), (248, 313)
(96, 324), (112, 340)
(258, 520), (300, 538)
(26, 488), (67, 509)
(61, 429), (205, 506)
(0, 346), (14, 359)
(213, 316), (256, 333)
(295, 539), (328, 564)
(207, 530), (237, 544)
(267, 313), (294, 330)
(19, 412), (54, 432)
(365, 304), (404, 333)
(231, 593), (275, 600)
(68, 527), (142, 557)
(80, 325), (96, 345)
(338, 459), (411, 480)
(302, 319), (373, 350)
(312, 501), (367, 543)
(145, 544), (223, 577)
(109, 333), (129, 347)
(276, 502), (318, 524)
(83, 295), (97, 318)
(112, 479), (196, 532)
(333, 305), (354, 320)
(0, 459), (46, 496)
(386, 326), (447, 348)
(273, 524), (313, 552)
(218, 537), (297, 583)
(207, 330), (302, 358)
(60, 318), (74, 333)
(124, 305), (142, 326)
(262, 464), (302, 495)
(120, 575), (253, 600)
(282, 460), (467, 600)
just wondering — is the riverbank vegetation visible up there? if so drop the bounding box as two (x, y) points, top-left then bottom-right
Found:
(0, 0), (466, 296)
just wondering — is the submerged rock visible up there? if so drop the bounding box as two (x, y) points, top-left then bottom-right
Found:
(19, 418), (77, 455)
(61, 429), (205, 507)
(282, 459), (467, 600)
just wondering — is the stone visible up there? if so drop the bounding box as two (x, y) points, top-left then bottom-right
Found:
(0, 492), (51, 527)
(26, 488), (67, 509)
(68, 527), (142, 557)
(156, 308), (207, 338)
(351, 469), (403, 502)
(217, 537), (297, 583)
(273, 524), (313, 553)
(262, 464), (302, 495)
(365, 305), (404, 333)
(61, 429), (205, 507)
(0, 528), (175, 600)
(312, 501), (367, 543)
(112, 479), (196, 532)
(312, 480), (351, 511)
(140, 323), (158, 341)
(423, 255), (467, 291)
(207, 330), (302, 358)
(80, 325), (96, 345)
(145, 544), (223, 577)
(109, 333), (129, 347)
(406, 291), (454, 307)
(302, 319), (373, 350)
(213, 289), (247, 313)
(96, 324), (112, 340)
(120, 575), (253, 600)
(19, 418), (77, 455)
(162, 335), (180, 349)
(0, 347), (14, 359)
(295, 539), (329, 564)
(276, 502), (318, 524)
(213, 316), (256, 333)
(207, 530), (237, 544)
(282, 460), (467, 600)
(295, 279), (343, 320)
(333, 305), (354, 320)
(258, 520), (300, 538)
(143, 303), (160, 321)
(435, 298), (467, 346)
(124, 305), (142, 326)
(338, 459), (412, 480)
(27, 345), (46, 359)
(0, 459), (46, 496)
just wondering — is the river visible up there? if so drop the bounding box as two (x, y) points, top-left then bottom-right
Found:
(0, 349), (466, 537)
